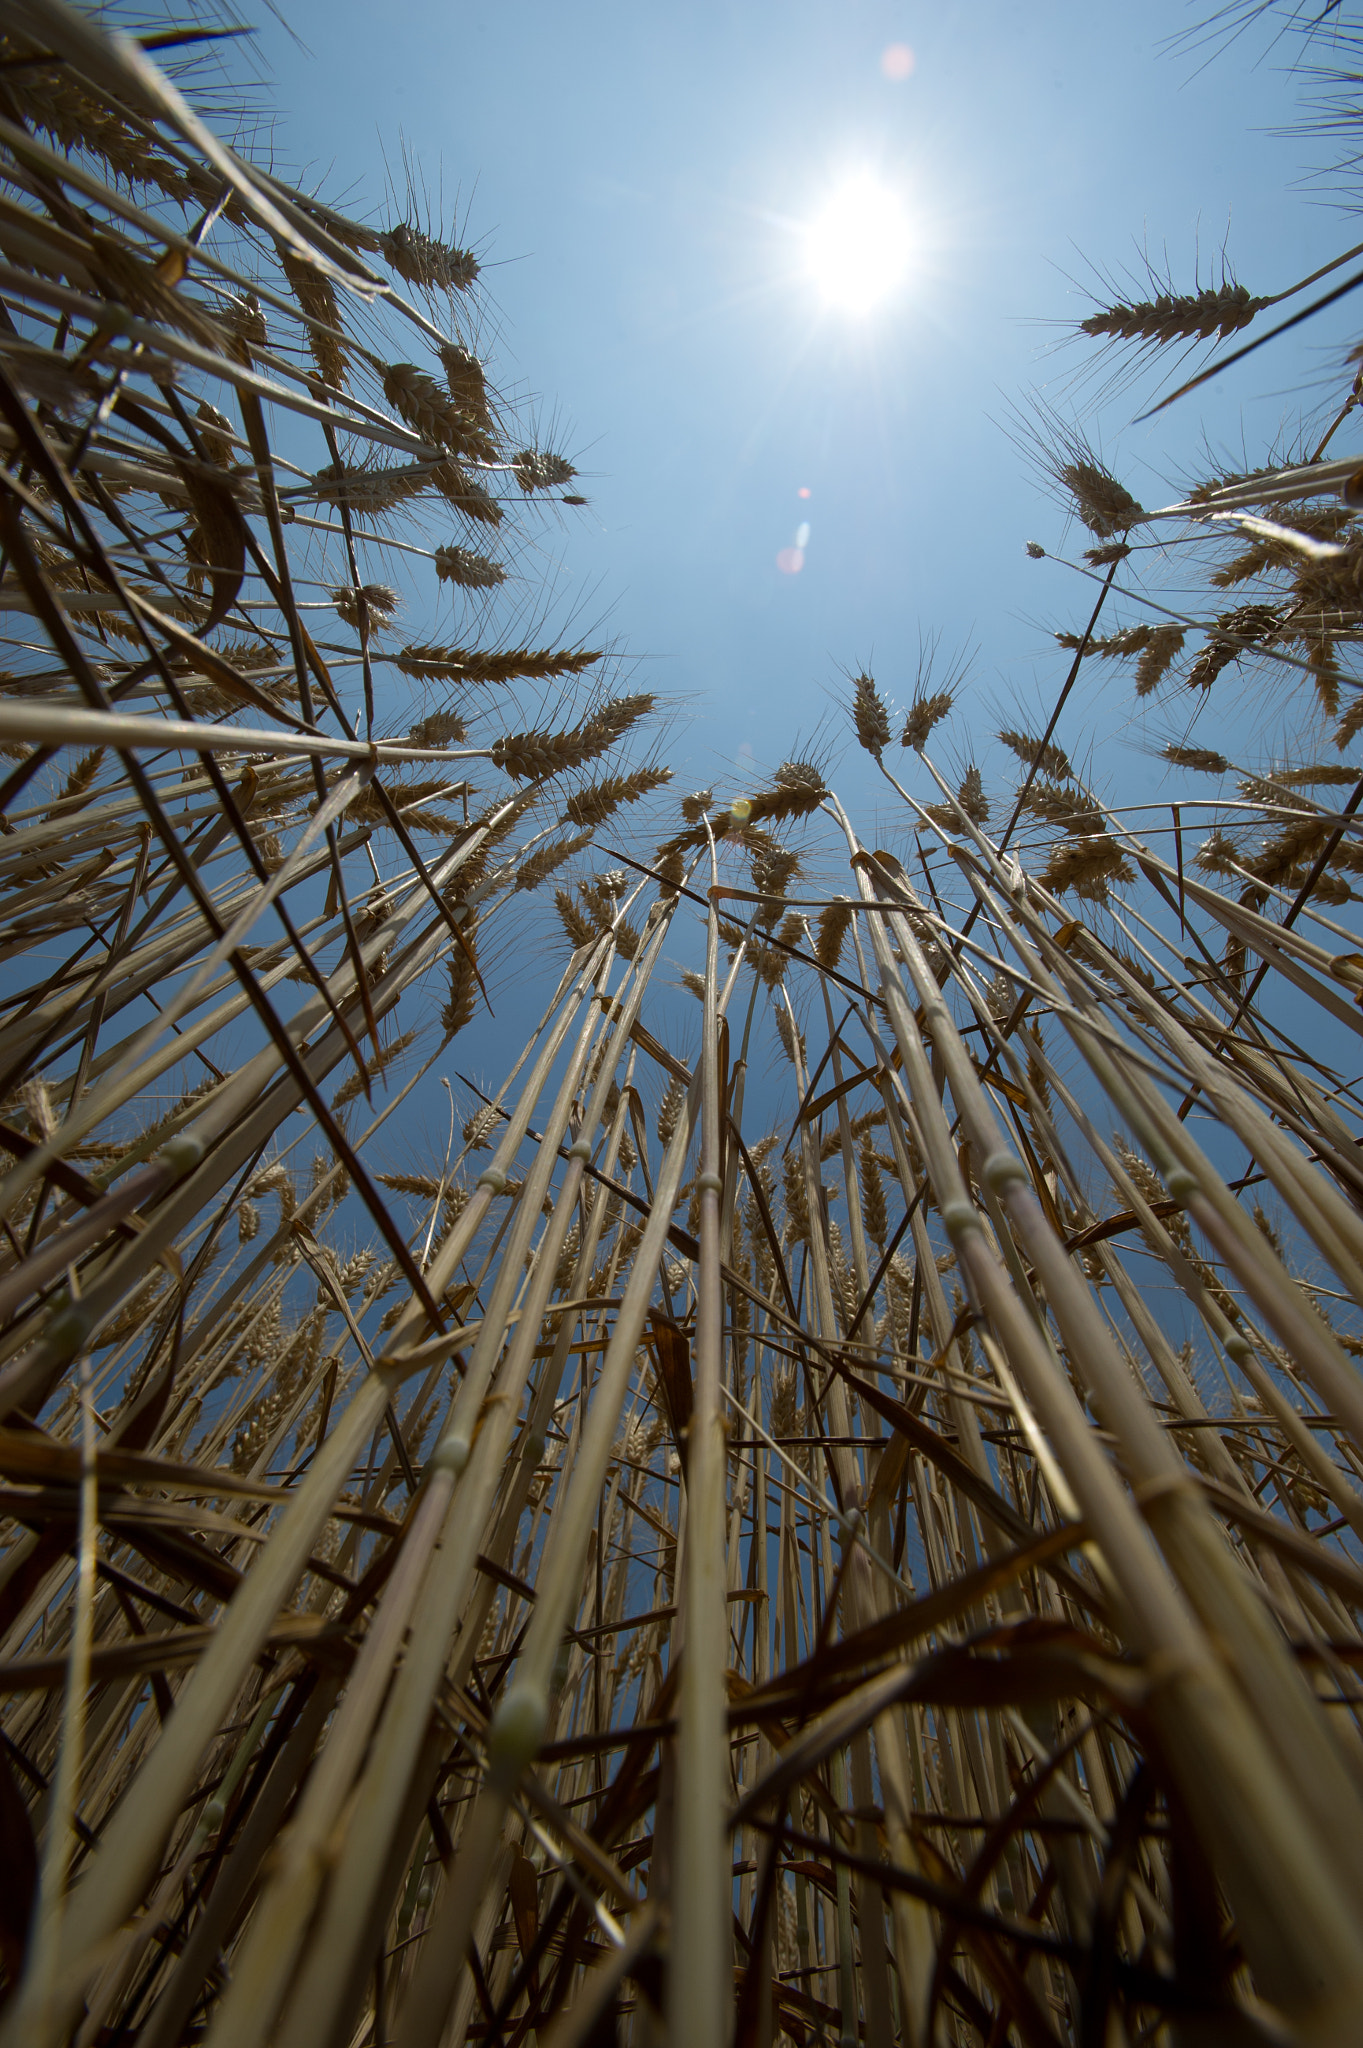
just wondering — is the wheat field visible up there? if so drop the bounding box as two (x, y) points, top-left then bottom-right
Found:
(2, 3), (1363, 2045)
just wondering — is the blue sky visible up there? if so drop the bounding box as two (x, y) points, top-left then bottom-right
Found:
(253, 0), (1354, 810)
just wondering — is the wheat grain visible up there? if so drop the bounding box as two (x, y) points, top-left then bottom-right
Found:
(554, 886), (596, 948)
(463, 1103), (500, 1150)
(512, 449), (576, 492)
(858, 1133), (888, 1247)
(1163, 744), (1229, 773)
(430, 463), (504, 525)
(816, 897), (853, 970)
(310, 461), (429, 515)
(407, 709), (468, 746)
(774, 1004), (805, 1069)
(924, 764), (990, 830)
(1081, 280), (1269, 344)
(1038, 834), (1135, 900)
(438, 344), (491, 422)
(395, 644), (603, 686)
(433, 545), (505, 590)
(278, 247), (349, 387)
(379, 224), (479, 293)
(773, 758), (827, 795)
(1187, 604), (1281, 690)
(332, 583), (399, 633)
(1065, 458), (1143, 533)
(998, 726), (1072, 779)
(852, 672), (891, 757)
(382, 363), (491, 461)
(561, 765), (672, 828)
(513, 831), (592, 892)
(901, 690), (954, 749)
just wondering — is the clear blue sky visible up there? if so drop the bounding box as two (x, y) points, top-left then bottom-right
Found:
(252, 0), (1349, 808)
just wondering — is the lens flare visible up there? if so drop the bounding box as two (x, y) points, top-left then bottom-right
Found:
(805, 176), (913, 314)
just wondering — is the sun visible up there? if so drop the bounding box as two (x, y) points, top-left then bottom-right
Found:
(804, 177), (913, 314)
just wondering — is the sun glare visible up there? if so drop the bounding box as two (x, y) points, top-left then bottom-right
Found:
(805, 177), (913, 314)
